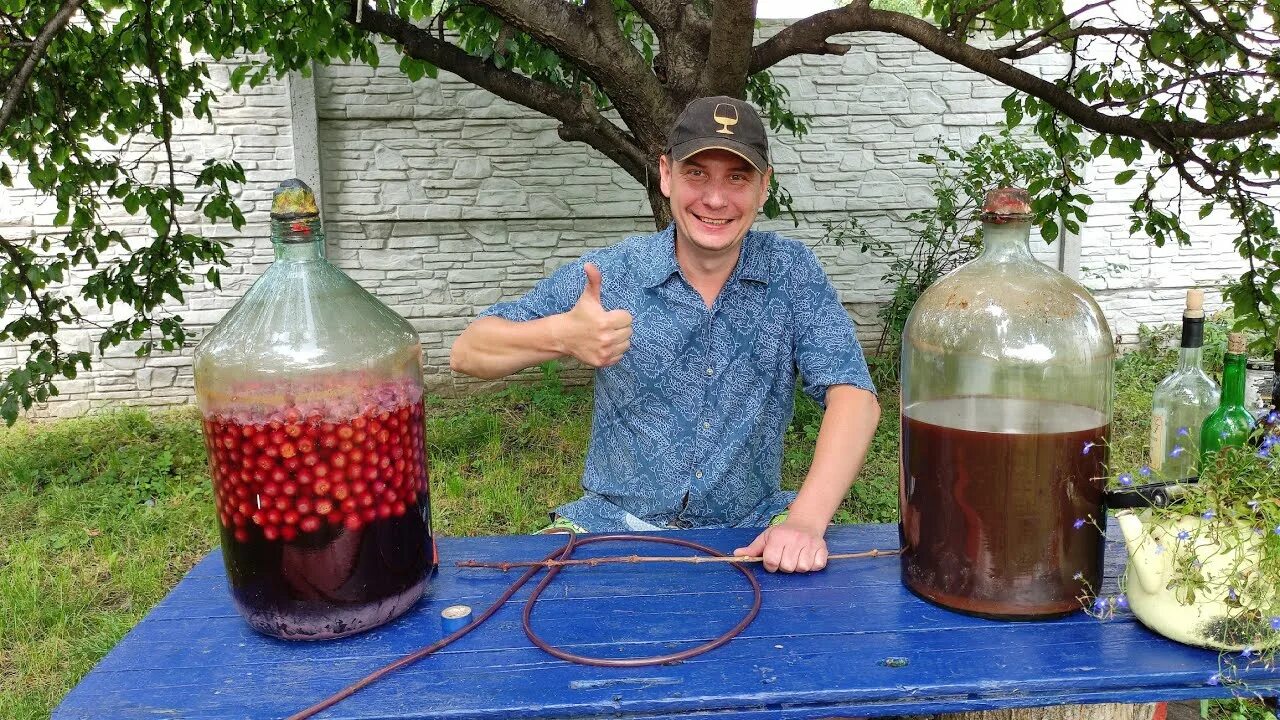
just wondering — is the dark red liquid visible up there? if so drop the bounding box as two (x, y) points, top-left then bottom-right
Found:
(900, 398), (1107, 618)
(203, 397), (433, 639)
(219, 504), (432, 639)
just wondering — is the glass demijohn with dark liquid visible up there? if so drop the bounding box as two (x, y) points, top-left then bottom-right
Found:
(899, 188), (1114, 618)
(193, 179), (434, 639)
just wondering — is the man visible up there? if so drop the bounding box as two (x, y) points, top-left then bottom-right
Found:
(449, 96), (879, 573)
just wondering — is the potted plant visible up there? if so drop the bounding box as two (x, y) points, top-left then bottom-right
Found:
(1107, 423), (1280, 666)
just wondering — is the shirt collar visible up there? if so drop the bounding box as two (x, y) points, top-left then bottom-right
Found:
(640, 223), (770, 288)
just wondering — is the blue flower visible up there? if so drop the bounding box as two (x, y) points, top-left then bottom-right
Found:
(1249, 500), (1261, 510)
(1091, 596), (1108, 614)
(1207, 673), (1221, 686)
(1169, 445), (1185, 458)
(1074, 518), (1086, 529)
(1262, 435), (1276, 451)
(1220, 430), (1229, 439)
(1073, 572), (1084, 581)
(1154, 543), (1165, 555)
(1268, 410), (1279, 424)
(1228, 587), (1238, 601)
(1259, 447), (1272, 459)
(1139, 465), (1152, 477)
(1118, 473), (1133, 486)
(1202, 510), (1216, 520)
(1176, 530), (1190, 541)
(1241, 646), (1255, 658)
(1115, 594), (1128, 610)
(1270, 617), (1280, 631)
(1177, 426), (1190, 437)
(1082, 441), (1095, 455)
(1275, 525), (1280, 536)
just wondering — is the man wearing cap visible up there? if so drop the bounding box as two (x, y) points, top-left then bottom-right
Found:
(449, 96), (879, 573)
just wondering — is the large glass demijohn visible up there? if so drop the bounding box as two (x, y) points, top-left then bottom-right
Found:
(899, 187), (1114, 618)
(193, 179), (434, 639)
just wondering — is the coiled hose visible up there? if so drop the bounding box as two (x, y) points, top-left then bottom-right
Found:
(286, 531), (763, 720)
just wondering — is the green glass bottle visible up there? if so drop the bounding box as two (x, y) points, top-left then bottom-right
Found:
(1199, 332), (1257, 463)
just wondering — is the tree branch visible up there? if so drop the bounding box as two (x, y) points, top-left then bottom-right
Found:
(0, 0), (87, 136)
(473, 0), (661, 134)
(994, 25), (1153, 60)
(628, 0), (679, 37)
(699, 0), (756, 98)
(752, 4), (1279, 148)
(750, 5), (854, 73)
(351, 5), (652, 183)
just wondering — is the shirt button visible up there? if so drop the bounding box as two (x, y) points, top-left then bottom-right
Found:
(705, 367), (714, 377)
(702, 421), (710, 430)
(695, 470), (704, 479)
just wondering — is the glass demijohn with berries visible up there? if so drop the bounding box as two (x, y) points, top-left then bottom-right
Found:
(898, 187), (1115, 619)
(193, 179), (434, 639)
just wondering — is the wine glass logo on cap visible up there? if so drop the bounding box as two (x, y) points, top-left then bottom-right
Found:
(712, 103), (738, 135)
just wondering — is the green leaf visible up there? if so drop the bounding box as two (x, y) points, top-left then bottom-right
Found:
(1114, 170), (1137, 185)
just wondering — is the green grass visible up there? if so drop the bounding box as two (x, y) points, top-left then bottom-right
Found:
(0, 336), (1244, 719)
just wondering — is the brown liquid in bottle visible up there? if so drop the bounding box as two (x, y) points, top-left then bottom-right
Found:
(900, 397), (1108, 618)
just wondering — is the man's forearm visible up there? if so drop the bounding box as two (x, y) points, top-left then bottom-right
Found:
(788, 384), (881, 531)
(449, 316), (567, 380)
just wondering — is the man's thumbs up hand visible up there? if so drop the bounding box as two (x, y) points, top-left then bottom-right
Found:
(560, 262), (633, 368)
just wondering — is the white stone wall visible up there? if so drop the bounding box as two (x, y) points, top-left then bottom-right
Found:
(0, 25), (1254, 418)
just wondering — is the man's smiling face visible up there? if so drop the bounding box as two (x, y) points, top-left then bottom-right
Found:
(659, 148), (772, 261)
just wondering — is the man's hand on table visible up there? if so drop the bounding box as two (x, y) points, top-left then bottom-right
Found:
(733, 518), (828, 573)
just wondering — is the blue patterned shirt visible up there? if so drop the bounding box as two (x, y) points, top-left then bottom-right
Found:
(479, 224), (875, 531)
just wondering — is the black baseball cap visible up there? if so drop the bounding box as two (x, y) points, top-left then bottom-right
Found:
(665, 96), (769, 173)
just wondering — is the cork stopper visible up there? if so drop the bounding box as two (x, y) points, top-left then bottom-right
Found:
(980, 187), (1033, 223)
(1184, 289), (1204, 319)
(1227, 332), (1246, 354)
(270, 178), (319, 221)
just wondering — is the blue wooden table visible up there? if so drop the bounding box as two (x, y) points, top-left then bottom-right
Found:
(54, 524), (1279, 719)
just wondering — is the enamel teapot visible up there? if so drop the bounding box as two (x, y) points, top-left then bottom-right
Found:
(1115, 509), (1276, 651)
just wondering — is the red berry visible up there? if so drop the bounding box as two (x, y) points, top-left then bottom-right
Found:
(263, 526), (279, 541)
(300, 516), (321, 533)
(344, 515), (362, 531)
(281, 526), (297, 542)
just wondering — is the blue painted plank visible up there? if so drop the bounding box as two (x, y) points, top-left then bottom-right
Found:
(54, 525), (1280, 720)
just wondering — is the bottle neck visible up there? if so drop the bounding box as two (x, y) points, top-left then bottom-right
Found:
(271, 216), (325, 261)
(979, 219), (1034, 261)
(1221, 351), (1248, 407)
(1177, 316), (1205, 370)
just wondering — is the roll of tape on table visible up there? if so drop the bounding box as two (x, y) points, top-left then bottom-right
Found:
(441, 604), (473, 633)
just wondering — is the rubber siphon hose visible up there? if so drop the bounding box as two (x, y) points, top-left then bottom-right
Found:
(286, 531), (763, 720)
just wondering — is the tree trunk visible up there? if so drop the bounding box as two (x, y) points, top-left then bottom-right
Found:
(646, 182), (672, 229)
